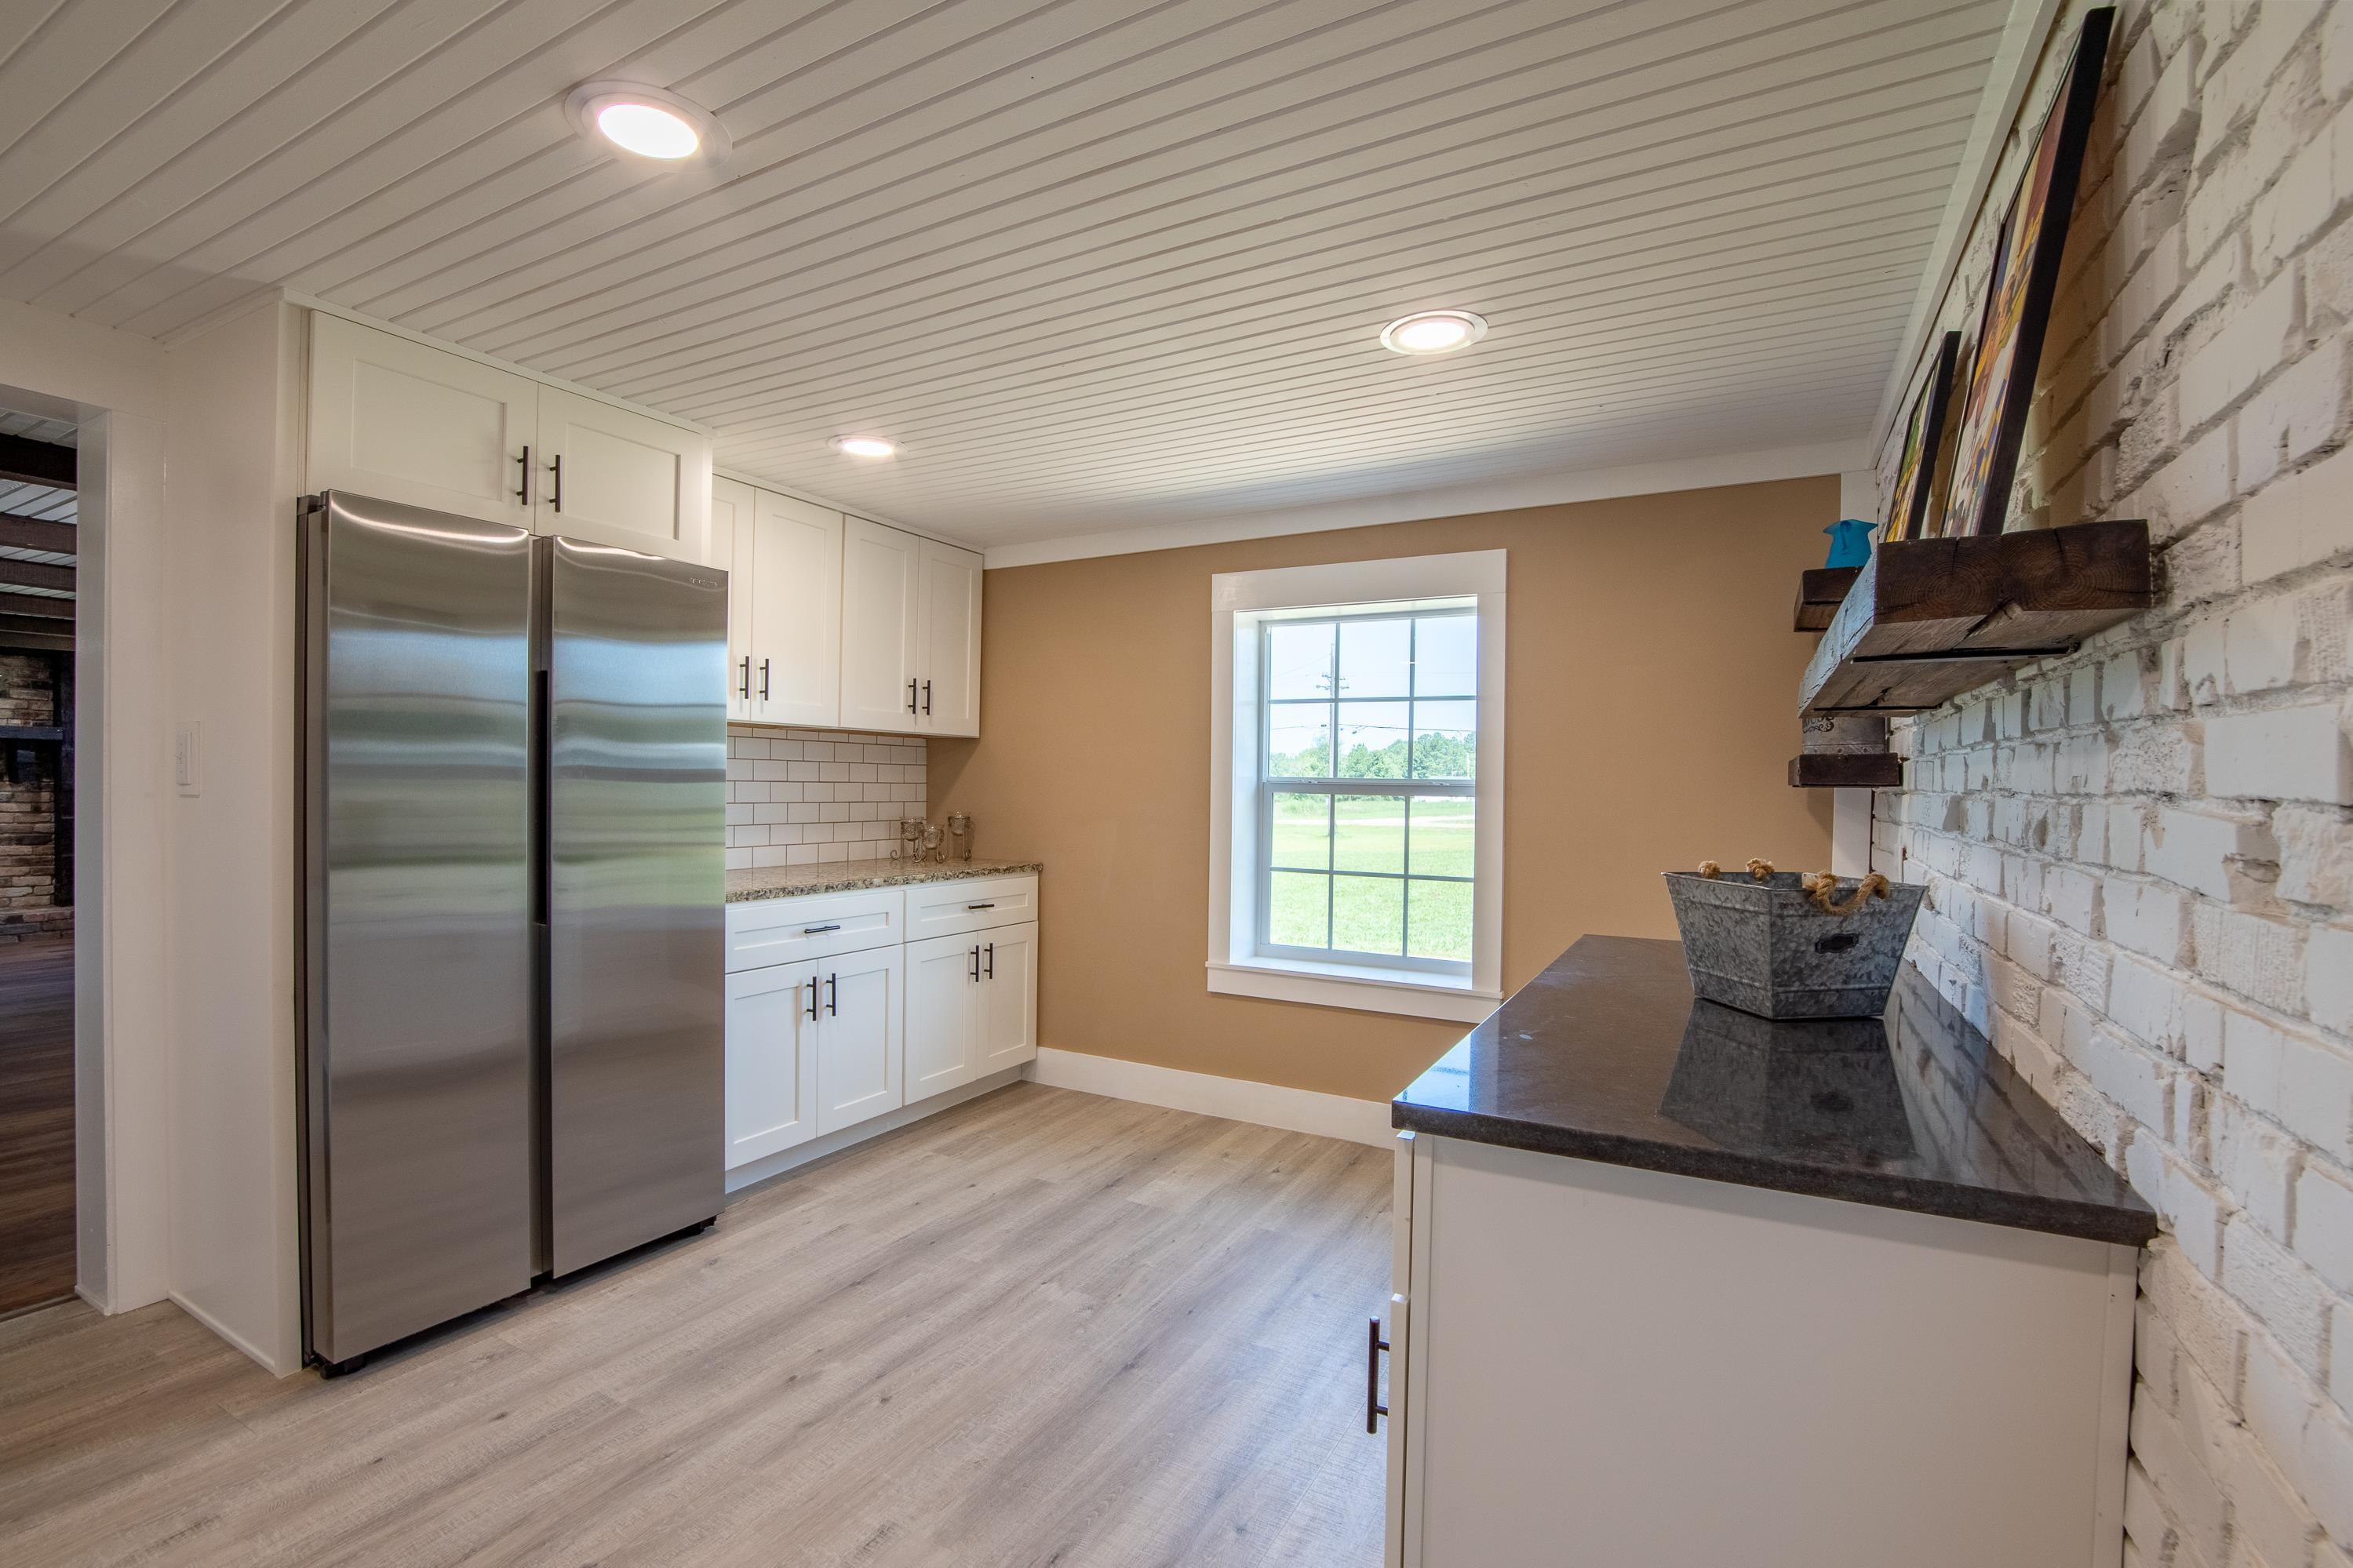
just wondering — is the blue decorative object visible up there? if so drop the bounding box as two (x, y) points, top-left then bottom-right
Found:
(1823, 518), (1874, 569)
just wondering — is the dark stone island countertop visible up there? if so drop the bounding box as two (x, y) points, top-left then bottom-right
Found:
(1392, 935), (2158, 1247)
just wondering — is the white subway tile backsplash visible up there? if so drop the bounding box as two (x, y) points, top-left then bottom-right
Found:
(728, 725), (927, 857)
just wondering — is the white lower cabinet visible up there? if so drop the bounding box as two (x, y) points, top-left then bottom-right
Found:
(905, 930), (982, 1101)
(723, 879), (1039, 1173)
(725, 960), (818, 1167)
(1382, 1131), (2139, 1568)
(901, 920), (1038, 1101)
(811, 944), (902, 1135)
(977, 922), (1037, 1074)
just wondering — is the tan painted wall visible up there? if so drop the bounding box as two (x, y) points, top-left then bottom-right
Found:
(931, 476), (1839, 1103)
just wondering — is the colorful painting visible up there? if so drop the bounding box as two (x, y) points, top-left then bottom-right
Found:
(1884, 331), (1961, 542)
(1941, 7), (2114, 537)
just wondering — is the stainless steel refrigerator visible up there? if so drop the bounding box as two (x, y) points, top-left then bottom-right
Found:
(298, 490), (725, 1373)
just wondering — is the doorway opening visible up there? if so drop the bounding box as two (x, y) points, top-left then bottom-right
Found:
(0, 409), (78, 1317)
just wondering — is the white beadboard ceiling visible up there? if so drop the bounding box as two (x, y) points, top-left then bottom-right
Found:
(0, 0), (2009, 551)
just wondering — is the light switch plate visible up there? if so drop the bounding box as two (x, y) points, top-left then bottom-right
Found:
(175, 721), (200, 796)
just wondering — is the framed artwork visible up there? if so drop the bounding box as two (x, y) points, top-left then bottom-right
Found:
(1884, 330), (1961, 542)
(1941, 6), (2114, 537)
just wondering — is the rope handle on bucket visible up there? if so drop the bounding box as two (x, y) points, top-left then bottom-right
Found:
(1801, 871), (1891, 916)
(1694, 860), (1891, 915)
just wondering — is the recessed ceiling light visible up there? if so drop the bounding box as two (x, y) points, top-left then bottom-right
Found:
(1380, 310), (1488, 355)
(833, 436), (896, 459)
(564, 82), (730, 168)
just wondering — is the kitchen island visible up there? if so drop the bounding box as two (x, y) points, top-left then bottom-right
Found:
(1380, 935), (2156, 1568)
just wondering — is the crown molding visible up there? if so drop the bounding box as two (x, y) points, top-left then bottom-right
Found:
(981, 438), (1872, 569)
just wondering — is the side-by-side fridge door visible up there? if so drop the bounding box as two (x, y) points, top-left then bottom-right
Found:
(541, 535), (727, 1276)
(300, 491), (535, 1367)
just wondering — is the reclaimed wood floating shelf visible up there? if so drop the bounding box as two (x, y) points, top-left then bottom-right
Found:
(1787, 751), (1903, 788)
(1792, 567), (1859, 631)
(1799, 518), (2153, 716)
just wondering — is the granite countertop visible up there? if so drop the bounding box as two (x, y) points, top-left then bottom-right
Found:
(726, 857), (1042, 902)
(1392, 935), (2158, 1247)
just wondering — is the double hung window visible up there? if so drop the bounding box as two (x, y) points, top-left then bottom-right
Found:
(1258, 611), (1477, 973)
(1207, 551), (1503, 1022)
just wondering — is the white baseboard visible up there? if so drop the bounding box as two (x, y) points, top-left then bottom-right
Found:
(170, 1289), (295, 1377)
(723, 1066), (1028, 1195)
(1024, 1048), (1394, 1147)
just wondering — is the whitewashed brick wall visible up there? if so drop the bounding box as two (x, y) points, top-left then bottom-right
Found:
(724, 726), (926, 868)
(1870, 2), (2353, 1563)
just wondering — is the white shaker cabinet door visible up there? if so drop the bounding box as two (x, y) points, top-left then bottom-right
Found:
(307, 315), (537, 527)
(750, 489), (843, 728)
(535, 386), (712, 566)
(916, 538), (982, 737)
(725, 961), (819, 1169)
(813, 944), (903, 1136)
(839, 517), (923, 733)
(712, 476), (759, 722)
(977, 922), (1037, 1073)
(905, 930), (979, 1101)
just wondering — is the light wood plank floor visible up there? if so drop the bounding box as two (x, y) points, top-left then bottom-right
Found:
(0, 1082), (1392, 1567)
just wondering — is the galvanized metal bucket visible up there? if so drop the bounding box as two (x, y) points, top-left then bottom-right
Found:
(1662, 871), (1925, 1020)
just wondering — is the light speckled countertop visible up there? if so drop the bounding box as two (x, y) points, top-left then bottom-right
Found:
(725, 857), (1041, 903)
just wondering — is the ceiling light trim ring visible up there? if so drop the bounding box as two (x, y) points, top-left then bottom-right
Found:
(564, 80), (731, 169)
(1380, 310), (1489, 355)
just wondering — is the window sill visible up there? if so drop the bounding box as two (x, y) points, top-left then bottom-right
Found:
(1205, 959), (1502, 1023)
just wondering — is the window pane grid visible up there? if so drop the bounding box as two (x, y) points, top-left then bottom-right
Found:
(1256, 608), (1476, 971)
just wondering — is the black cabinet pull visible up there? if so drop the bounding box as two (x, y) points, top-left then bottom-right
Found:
(516, 445), (533, 504)
(965, 902), (995, 911)
(825, 973), (838, 1016)
(921, 678), (932, 715)
(1365, 1318), (1390, 1433)
(984, 941), (994, 979)
(968, 945), (980, 982)
(759, 659), (770, 700)
(548, 453), (563, 511)
(802, 924), (840, 934)
(906, 678), (917, 714)
(803, 980), (818, 1022)
(738, 657), (750, 699)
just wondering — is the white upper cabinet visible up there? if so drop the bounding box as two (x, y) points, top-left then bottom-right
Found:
(534, 386), (712, 564)
(305, 312), (713, 566)
(839, 515), (923, 732)
(306, 314), (536, 527)
(713, 485), (982, 738)
(749, 489), (843, 729)
(916, 538), (982, 737)
(712, 476), (757, 722)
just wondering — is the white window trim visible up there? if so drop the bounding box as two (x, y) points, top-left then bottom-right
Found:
(1207, 550), (1505, 1023)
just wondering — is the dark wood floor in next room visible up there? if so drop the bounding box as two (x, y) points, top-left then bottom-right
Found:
(0, 1082), (1392, 1568)
(0, 933), (73, 1318)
